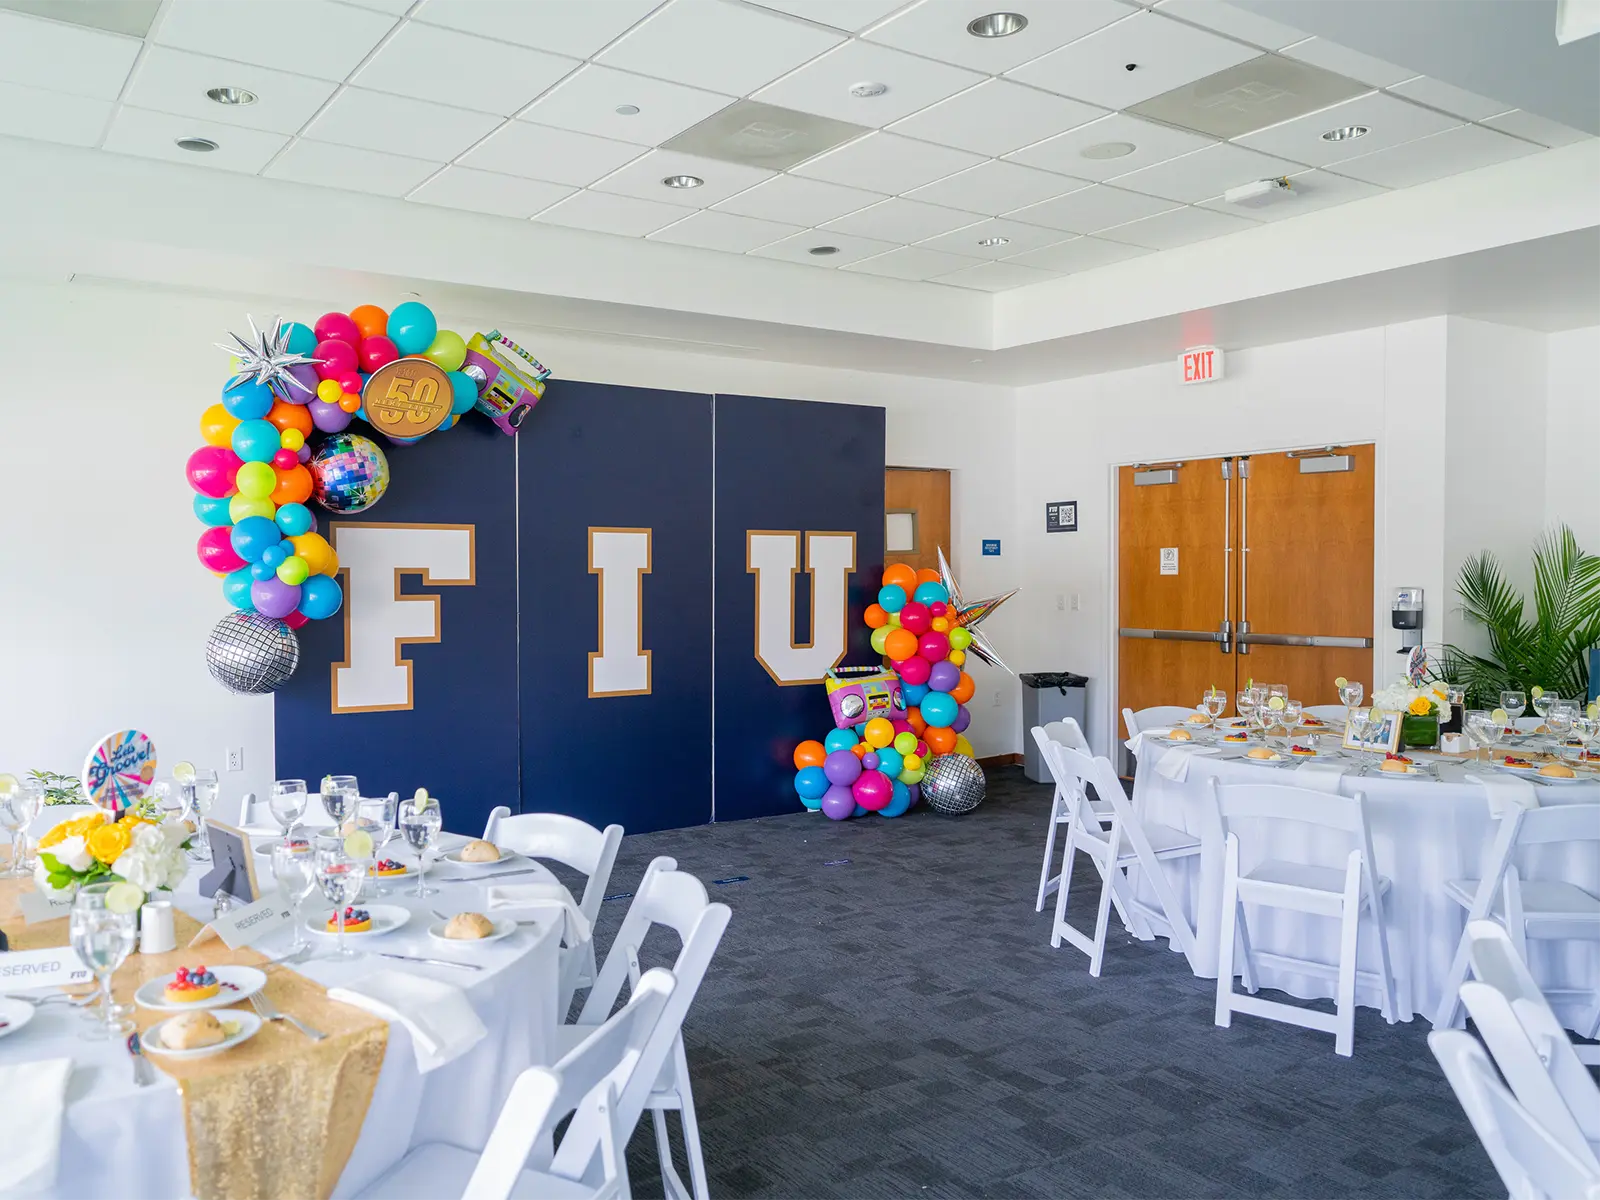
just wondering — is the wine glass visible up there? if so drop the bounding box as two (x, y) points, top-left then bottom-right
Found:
(1267, 683), (1288, 704)
(1282, 700), (1304, 745)
(1571, 715), (1599, 769)
(321, 775), (359, 829)
(398, 795), (442, 898)
(269, 779), (308, 844)
(1466, 709), (1498, 763)
(271, 842), (318, 954)
(0, 790), (24, 877)
(1202, 687), (1227, 724)
(355, 795), (398, 893)
(1339, 680), (1365, 724)
(1531, 689), (1557, 721)
(315, 837), (369, 960)
(71, 882), (138, 1039)
(1500, 689), (1526, 724)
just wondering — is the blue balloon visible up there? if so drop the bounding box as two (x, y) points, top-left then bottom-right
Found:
(794, 767), (829, 806)
(387, 301), (437, 357)
(193, 494), (232, 527)
(880, 781), (912, 818)
(448, 371), (478, 416)
(221, 378), (274, 420)
(877, 584), (907, 614)
(875, 746), (903, 779)
(230, 515), (281, 564)
(902, 682), (930, 707)
(231, 418), (280, 463)
(259, 543), (289, 569)
(298, 573), (344, 621)
(284, 322), (317, 357)
(921, 691), (958, 728)
(274, 502), (315, 537)
(823, 727), (859, 754)
(912, 581), (949, 606)
(222, 567), (255, 611)
(251, 561), (276, 581)
(852, 803), (868, 817)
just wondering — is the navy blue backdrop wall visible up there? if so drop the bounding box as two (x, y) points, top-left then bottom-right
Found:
(276, 382), (884, 835)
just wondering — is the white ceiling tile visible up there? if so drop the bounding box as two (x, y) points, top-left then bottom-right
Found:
(0, 79), (110, 146)
(154, 0), (397, 81)
(916, 217), (1066, 259)
(1007, 112), (1213, 181)
(0, 10), (138, 100)
(1386, 76), (1509, 123)
(1110, 141), (1303, 202)
(334, 0), (415, 13)
(459, 121), (644, 186)
(591, 148), (774, 208)
(306, 88), (503, 160)
(1008, 11), (1260, 110)
(749, 229), (900, 267)
(1194, 167), (1384, 221)
(536, 190), (690, 236)
(745, 0), (909, 33)
(1279, 36), (1413, 88)
(1004, 234), (1152, 272)
(713, 173), (885, 225)
(411, 0), (662, 58)
(598, 0), (843, 96)
(354, 20), (579, 116)
(121, 47), (340, 135)
(1481, 109), (1591, 149)
(866, 0), (1131, 74)
(1098, 203), (1256, 248)
(841, 245), (986, 281)
(408, 165), (575, 218)
(267, 139), (443, 195)
(103, 105), (289, 173)
(646, 209), (802, 252)
(1234, 91), (1459, 166)
(1152, 0), (1304, 50)
(792, 131), (983, 194)
(520, 65), (732, 147)
(1326, 123), (1541, 189)
(822, 197), (985, 242)
(932, 260), (1061, 291)
(1006, 183), (1179, 232)
(888, 79), (1104, 157)
(906, 159), (1088, 215)
(752, 40), (983, 128)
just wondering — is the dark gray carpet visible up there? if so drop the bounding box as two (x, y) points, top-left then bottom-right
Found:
(588, 766), (1496, 1199)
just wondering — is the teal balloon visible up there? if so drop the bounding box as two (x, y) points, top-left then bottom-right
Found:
(221, 378), (273, 420)
(387, 301), (437, 356)
(259, 543), (288, 570)
(794, 767), (829, 808)
(222, 567), (255, 611)
(229, 515), (281, 564)
(875, 746), (903, 779)
(912, 581), (948, 606)
(231, 418), (280, 463)
(284, 322), (317, 356)
(448, 371), (478, 415)
(880, 781), (912, 818)
(251, 561), (276, 581)
(921, 691), (958, 728)
(193, 494), (233, 527)
(823, 727), (858, 754)
(877, 584), (907, 613)
(274, 502), (315, 537)
(298, 573), (343, 620)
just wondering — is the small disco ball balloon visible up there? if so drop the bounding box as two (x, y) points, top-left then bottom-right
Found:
(920, 753), (986, 815)
(309, 432), (390, 514)
(206, 611), (300, 694)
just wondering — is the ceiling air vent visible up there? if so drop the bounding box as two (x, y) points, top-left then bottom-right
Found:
(1129, 54), (1369, 139)
(662, 100), (869, 171)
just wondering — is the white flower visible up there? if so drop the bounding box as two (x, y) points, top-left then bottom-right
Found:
(50, 835), (94, 873)
(112, 845), (162, 892)
(131, 824), (165, 854)
(159, 847), (189, 890)
(160, 821), (188, 851)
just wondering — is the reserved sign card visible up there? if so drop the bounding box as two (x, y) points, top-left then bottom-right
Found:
(16, 891), (75, 925)
(0, 945), (94, 991)
(189, 890), (296, 951)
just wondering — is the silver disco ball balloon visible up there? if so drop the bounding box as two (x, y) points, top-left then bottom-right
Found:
(921, 753), (986, 815)
(206, 612), (300, 694)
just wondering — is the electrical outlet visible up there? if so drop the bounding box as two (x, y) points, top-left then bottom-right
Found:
(225, 747), (243, 773)
(1070, 593), (1081, 612)
(1055, 594), (1065, 611)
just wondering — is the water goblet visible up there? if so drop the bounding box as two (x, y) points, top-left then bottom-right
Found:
(1202, 687), (1227, 724)
(0, 792), (24, 877)
(269, 779), (308, 844)
(1500, 690), (1526, 725)
(321, 775), (359, 829)
(71, 883), (138, 1039)
(1281, 700), (1304, 746)
(1236, 689), (1258, 725)
(398, 796), (442, 898)
(271, 842), (318, 954)
(1466, 709), (1498, 763)
(1531, 689), (1556, 720)
(315, 836), (370, 960)
(355, 795), (398, 894)
(7, 779), (44, 873)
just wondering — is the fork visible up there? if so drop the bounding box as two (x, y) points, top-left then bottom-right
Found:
(250, 990), (326, 1041)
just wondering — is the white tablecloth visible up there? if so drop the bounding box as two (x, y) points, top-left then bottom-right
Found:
(1129, 741), (1600, 1028)
(0, 830), (564, 1200)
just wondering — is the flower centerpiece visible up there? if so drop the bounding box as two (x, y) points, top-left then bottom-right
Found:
(34, 801), (191, 901)
(1371, 682), (1450, 750)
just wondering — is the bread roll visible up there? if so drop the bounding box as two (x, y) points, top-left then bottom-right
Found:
(444, 912), (496, 940)
(1380, 758), (1411, 773)
(1538, 763), (1575, 778)
(164, 1010), (227, 1050)
(1167, 729), (1192, 742)
(459, 839), (500, 863)
(1245, 747), (1276, 760)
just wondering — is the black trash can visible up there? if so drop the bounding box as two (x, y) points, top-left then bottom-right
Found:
(1020, 671), (1089, 783)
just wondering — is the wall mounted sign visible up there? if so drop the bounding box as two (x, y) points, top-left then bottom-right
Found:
(363, 358), (454, 440)
(1160, 547), (1179, 575)
(1045, 502), (1077, 533)
(982, 539), (1001, 556)
(1180, 346), (1224, 384)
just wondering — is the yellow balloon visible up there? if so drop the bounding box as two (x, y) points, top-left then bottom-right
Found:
(931, 616), (949, 633)
(317, 378), (343, 404)
(902, 753), (923, 772)
(953, 735), (974, 758)
(863, 718), (894, 749)
(280, 428), (305, 452)
(200, 403), (239, 449)
(229, 494), (275, 523)
(948, 649), (966, 667)
(289, 531), (336, 576)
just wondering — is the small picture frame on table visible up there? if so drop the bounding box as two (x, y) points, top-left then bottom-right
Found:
(198, 820), (260, 905)
(1343, 711), (1401, 754)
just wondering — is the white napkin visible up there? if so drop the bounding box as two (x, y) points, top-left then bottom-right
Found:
(0, 1058), (72, 1195)
(1465, 773), (1540, 818)
(1155, 744), (1220, 782)
(327, 969), (486, 1073)
(1294, 761), (1349, 793)
(1126, 729), (1174, 756)
(484, 882), (591, 948)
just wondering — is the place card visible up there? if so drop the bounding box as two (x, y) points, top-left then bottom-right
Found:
(0, 945), (94, 991)
(16, 890), (75, 925)
(188, 889), (296, 951)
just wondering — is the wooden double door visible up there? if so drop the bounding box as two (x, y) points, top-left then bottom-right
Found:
(1118, 446), (1375, 732)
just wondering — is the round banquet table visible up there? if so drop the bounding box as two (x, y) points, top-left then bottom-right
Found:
(1127, 738), (1600, 1029)
(0, 826), (563, 1200)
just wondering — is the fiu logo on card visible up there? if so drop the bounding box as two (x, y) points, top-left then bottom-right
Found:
(747, 531), (856, 686)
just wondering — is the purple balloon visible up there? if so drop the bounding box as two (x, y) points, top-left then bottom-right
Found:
(951, 704), (971, 734)
(927, 661), (961, 693)
(906, 783), (921, 807)
(250, 577), (302, 619)
(820, 786), (855, 821)
(861, 751), (879, 771)
(297, 442), (312, 464)
(309, 398), (353, 433)
(823, 749), (863, 786)
(280, 362), (321, 404)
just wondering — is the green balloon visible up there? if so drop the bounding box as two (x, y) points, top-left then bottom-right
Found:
(229, 493), (275, 523)
(276, 555), (310, 586)
(424, 329), (467, 373)
(234, 460), (276, 499)
(948, 626), (973, 651)
(869, 626), (891, 655)
(893, 731), (918, 755)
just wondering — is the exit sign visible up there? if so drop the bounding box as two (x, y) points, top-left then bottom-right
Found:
(1180, 346), (1224, 384)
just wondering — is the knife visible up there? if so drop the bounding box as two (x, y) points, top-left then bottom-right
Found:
(375, 952), (482, 971)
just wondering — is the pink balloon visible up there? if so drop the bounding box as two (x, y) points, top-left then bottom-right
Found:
(196, 526), (245, 573)
(918, 631), (951, 662)
(314, 312), (361, 349)
(359, 336), (399, 373)
(186, 445), (242, 498)
(891, 718), (913, 736)
(335, 370), (362, 395)
(272, 449), (298, 470)
(284, 610), (310, 630)
(314, 338), (358, 381)
(852, 770), (892, 811)
(895, 654), (931, 686)
(898, 601), (931, 635)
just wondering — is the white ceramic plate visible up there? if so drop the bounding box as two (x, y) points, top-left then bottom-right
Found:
(1515, 767), (1589, 787)
(1371, 764), (1432, 779)
(0, 998), (35, 1040)
(135, 965), (267, 1012)
(425, 916), (518, 946)
(254, 839), (313, 859)
(306, 903), (410, 937)
(1285, 749), (1329, 760)
(144, 1010), (262, 1059)
(1240, 751), (1284, 764)
(441, 846), (513, 868)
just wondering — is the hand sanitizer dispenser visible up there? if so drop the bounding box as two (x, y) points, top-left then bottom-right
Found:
(1392, 588), (1423, 653)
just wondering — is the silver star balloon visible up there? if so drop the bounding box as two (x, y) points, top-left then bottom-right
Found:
(936, 546), (1019, 674)
(217, 315), (318, 398)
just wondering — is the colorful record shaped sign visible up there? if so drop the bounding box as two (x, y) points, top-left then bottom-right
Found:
(82, 729), (157, 816)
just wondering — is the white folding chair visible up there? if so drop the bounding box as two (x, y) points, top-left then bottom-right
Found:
(553, 857), (730, 1200)
(1046, 744), (1200, 976)
(1030, 719), (1112, 912)
(356, 968), (677, 1200)
(1209, 779), (1397, 1057)
(1435, 804), (1600, 1036)
(484, 808), (624, 1007)
(1429, 1030), (1600, 1200)
(1302, 704), (1349, 724)
(1122, 705), (1199, 740)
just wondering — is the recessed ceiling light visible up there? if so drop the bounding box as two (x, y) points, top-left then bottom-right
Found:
(661, 174), (704, 189)
(174, 136), (219, 153)
(849, 81), (888, 98)
(1124, 63), (1138, 72)
(615, 104), (640, 116)
(977, 236), (1010, 247)
(1081, 140), (1136, 160)
(967, 11), (1027, 37)
(1321, 125), (1369, 142)
(809, 245), (839, 256)
(206, 86), (257, 106)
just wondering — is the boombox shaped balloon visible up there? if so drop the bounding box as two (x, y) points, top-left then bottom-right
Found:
(824, 667), (905, 729)
(462, 330), (549, 437)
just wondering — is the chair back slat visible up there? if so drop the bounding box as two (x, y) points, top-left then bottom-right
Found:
(1038, 718), (1088, 753)
(1208, 779), (1366, 835)
(482, 808), (624, 926)
(1123, 705), (1196, 737)
(1510, 804), (1600, 847)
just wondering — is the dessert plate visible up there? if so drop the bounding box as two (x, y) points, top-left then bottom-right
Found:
(307, 904), (410, 937)
(144, 1011), (262, 1060)
(425, 917), (518, 946)
(135, 965), (267, 1012)
(0, 998), (35, 1040)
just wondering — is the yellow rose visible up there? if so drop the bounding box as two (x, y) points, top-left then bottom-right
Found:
(1408, 696), (1433, 716)
(88, 822), (132, 865)
(40, 812), (107, 850)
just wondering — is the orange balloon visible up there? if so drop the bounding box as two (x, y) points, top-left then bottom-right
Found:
(916, 567), (942, 585)
(266, 398), (314, 438)
(851, 741), (869, 759)
(925, 726), (957, 755)
(884, 628), (918, 662)
(272, 464), (313, 506)
(200, 403), (239, 449)
(350, 304), (389, 341)
(339, 394), (361, 413)
(881, 563), (917, 593)
(950, 671), (976, 705)
(863, 604), (889, 629)
(793, 740), (826, 770)
(906, 708), (928, 735)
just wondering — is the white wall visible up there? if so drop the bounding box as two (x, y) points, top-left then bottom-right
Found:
(1546, 326), (1600, 551)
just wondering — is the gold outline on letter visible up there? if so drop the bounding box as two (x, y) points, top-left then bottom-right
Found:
(747, 529), (856, 687)
(588, 526), (653, 698)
